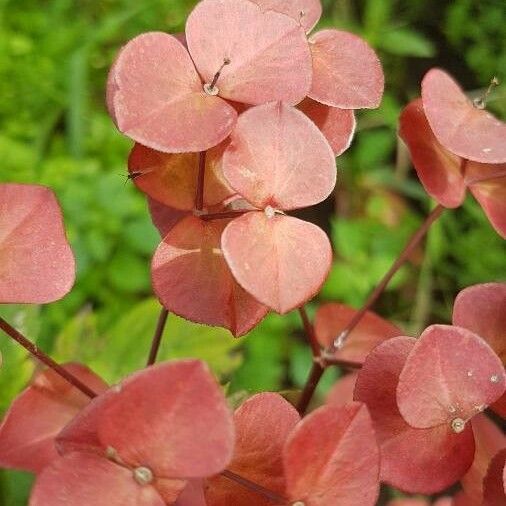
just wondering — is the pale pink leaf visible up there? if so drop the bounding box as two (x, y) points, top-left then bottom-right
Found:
(107, 32), (236, 153)
(326, 372), (358, 407)
(0, 184), (75, 304)
(422, 68), (506, 164)
(250, 0), (322, 32)
(222, 212), (332, 314)
(309, 29), (384, 109)
(396, 325), (506, 430)
(186, 0), (312, 105)
(223, 102), (336, 210)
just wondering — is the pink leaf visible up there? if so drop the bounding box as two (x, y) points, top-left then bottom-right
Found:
(97, 360), (234, 479)
(0, 364), (106, 473)
(223, 102), (336, 210)
(222, 212), (332, 314)
(422, 68), (506, 164)
(175, 481), (206, 506)
(354, 337), (475, 494)
(0, 184), (75, 304)
(308, 29), (384, 109)
(152, 216), (268, 336)
(483, 449), (506, 506)
(298, 98), (356, 156)
(315, 302), (402, 364)
(205, 393), (300, 506)
(186, 0), (312, 106)
(465, 162), (506, 238)
(399, 99), (466, 208)
(396, 325), (505, 430)
(283, 402), (380, 506)
(326, 372), (358, 407)
(107, 32), (237, 153)
(147, 198), (189, 238)
(129, 142), (233, 211)
(250, 0), (322, 32)
(30, 452), (167, 506)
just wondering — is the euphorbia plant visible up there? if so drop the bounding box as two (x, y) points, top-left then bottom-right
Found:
(1, 0), (505, 505)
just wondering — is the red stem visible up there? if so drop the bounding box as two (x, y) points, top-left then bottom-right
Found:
(221, 470), (288, 504)
(201, 210), (248, 221)
(298, 306), (321, 358)
(0, 317), (97, 399)
(296, 362), (324, 415)
(195, 151), (207, 211)
(146, 308), (169, 366)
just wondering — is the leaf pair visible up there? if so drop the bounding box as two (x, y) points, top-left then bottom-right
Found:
(399, 69), (506, 237)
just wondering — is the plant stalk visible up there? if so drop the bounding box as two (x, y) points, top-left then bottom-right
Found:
(221, 469), (287, 504)
(298, 306), (320, 358)
(146, 308), (169, 366)
(195, 151), (207, 211)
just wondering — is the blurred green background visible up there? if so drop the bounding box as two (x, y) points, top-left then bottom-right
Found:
(0, 0), (505, 503)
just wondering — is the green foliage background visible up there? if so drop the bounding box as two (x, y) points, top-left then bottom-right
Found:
(0, 0), (504, 503)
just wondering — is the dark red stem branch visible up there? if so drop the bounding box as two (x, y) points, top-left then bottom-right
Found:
(298, 306), (320, 358)
(296, 362), (325, 415)
(146, 308), (169, 366)
(195, 151), (207, 211)
(221, 470), (287, 504)
(201, 210), (248, 221)
(0, 317), (97, 398)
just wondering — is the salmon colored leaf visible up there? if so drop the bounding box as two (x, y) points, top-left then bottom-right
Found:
(354, 337), (475, 494)
(250, 0), (322, 32)
(0, 184), (75, 304)
(326, 372), (358, 407)
(152, 216), (268, 336)
(298, 98), (356, 156)
(205, 393), (300, 506)
(283, 402), (380, 506)
(107, 32), (237, 153)
(483, 449), (506, 506)
(399, 98), (465, 208)
(308, 29), (384, 109)
(315, 302), (402, 364)
(422, 68), (506, 164)
(0, 364), (106, 473)
(129, 142), (232, 211)
(185, 0), (312, 106)
(222, 212), (332, 314)
(97, 360), (234, 479)
(223, 102), (336, 210)
(147, 198), (189, 238)
(396, 325), (505, 430)
(175, 481), (206, 506)
(30, 452), (167, 506)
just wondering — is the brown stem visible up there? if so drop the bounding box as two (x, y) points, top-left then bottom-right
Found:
(195, 151), (207, 212)
(0, 317), (97, 399)
(221, 470), (287, 504)
(323, 357), (363, 369)
(298, 306), (320, 358)
(146, 308), (169, 366)
(296, 362), (325, 416)
(201, 210), (248, 221)
(324, 203), (444, 357)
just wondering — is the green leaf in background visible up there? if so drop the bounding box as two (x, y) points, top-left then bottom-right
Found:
(0, 470), (33, 506)
(379, 28), (436, 57)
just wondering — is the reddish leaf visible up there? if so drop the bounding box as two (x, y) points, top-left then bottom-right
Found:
(453, 283), (506, 364)
(283, 402), (380, 505)
(206, 393), (300, 506)
(315, 302), (402, 364)
(223, 102), (336, 211)
(175, 481), (206, 506)
(354, 337), (475, 494)
(222, 212), (332, 314)
(460, 415), (506, 504)
(465, 162), (506, 238)
(152, 216), (268, 336)
(326, 372), (358, 407)
(399, 99), (465, 208)
(128, 142), (232, 211)
(298, 98), (356, 156)
(97, 360), (234, 479)
(0, 184), (75, 304)
(30, 452), (167, 506)
(387, 500), (429, 506)
(0, 364), (106, 473)
(107, 32), (237, 153)
(308, 29), (384, 109)
(186, 0), (312, 106)
(422, 68), (506, 164)
(396, 325), (505, 430)
(250, 0), (322, 32)
(147, 198), (189, 238)
(483, 449), (506, 506)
